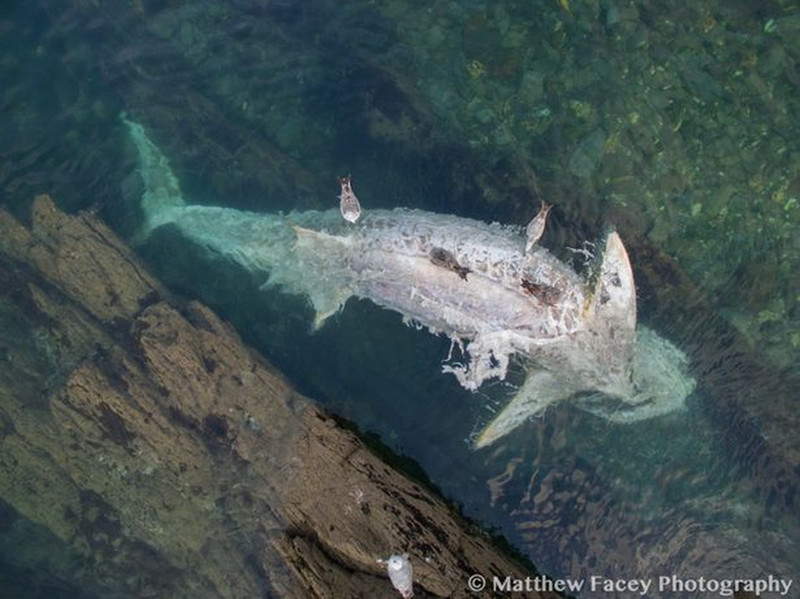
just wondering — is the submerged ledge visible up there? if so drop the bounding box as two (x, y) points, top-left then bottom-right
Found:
(0, 195), (558, 598)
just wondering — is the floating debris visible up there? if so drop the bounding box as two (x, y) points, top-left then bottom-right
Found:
(378, 554), (414, 598)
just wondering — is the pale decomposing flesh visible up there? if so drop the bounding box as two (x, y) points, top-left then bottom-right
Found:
(126, 119), (695, 448)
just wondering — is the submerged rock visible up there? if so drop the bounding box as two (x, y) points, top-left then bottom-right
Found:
(568, 128), (607, 179)
(0, 196), (555, 598)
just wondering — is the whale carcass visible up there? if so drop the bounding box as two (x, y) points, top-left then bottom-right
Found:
(125, 119), (695, 448)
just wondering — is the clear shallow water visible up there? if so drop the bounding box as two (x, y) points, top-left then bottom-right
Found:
(1, 0), (798, 597)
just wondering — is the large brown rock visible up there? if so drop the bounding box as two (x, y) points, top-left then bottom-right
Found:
(0, 196), (557, 598)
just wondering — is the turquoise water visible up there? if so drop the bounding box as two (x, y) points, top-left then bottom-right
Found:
(1, 0), (798, 597)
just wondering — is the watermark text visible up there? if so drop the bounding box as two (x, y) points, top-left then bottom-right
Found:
(465, 573), (793, 596)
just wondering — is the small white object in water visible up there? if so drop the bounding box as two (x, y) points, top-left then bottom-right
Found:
(379, 553), (414, 598)
(338, 174), (362, 223)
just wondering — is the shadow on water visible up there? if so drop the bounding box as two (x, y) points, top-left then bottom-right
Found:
(1, 0), (798, 596)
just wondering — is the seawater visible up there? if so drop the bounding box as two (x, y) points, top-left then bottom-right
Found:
(1, 0), (797, 597)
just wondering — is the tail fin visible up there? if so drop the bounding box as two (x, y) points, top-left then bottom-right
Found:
(122, 116), (185, 240)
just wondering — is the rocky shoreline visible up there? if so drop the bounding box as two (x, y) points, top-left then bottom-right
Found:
(0, 196), (559, 598)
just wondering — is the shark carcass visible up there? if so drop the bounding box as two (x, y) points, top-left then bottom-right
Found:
(125, 119), (695, 448)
